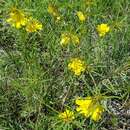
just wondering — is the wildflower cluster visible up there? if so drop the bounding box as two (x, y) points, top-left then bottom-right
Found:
(59, 96), (104, 122)
(6, 7), (42, 32)
(5, 2), (112, 128)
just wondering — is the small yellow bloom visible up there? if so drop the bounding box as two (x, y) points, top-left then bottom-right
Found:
(77, 11), (86, 22)
(97, 23), (110, 37)
(75, 97), (94, 117)
(60, 33), (71, 46)
(75, 96), (104, 121)
(91, 105), (104, 121)
(48, 4), (61, 20)
(68, 58), (86, 76)
(26, 18), (42, 32)
(59, 109), (75, 122)
(60, 33), (80, 46)
(6, 7), (27, 29)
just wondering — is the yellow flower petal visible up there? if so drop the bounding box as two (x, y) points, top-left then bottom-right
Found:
(77, 11), (86, 22)
(16, 22), (21, 29)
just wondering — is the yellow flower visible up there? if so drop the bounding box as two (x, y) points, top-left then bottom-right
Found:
(77, 11), (86, 22)
(60, 33), (80, 46)
(97, 23), (110, 37)
(48, 4), (61, 20)
(60, 33), (71, 46)
(59, 109), (75, 122)
(6, 7), (27, 29)
(75, 96), (104, 121)
(91, 105), (104, 121)
(75, 97), (94, 117)
(26, 18), (42, 32)
(68, 58), (86, 76)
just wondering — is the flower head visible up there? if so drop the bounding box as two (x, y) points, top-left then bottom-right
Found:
(60, 33), (71, 46)
(60, 33), (80, 46)
(6, 7), (27, 29)
(25, 18), (42, 32)
(48, 4), (61, 20)
(59, 109), (75, 122)
(68, 58), (86, 76)
(75, 96), (104, 121)
(97, 23), (110, 37)
(77, 11), (86, 22)
(75, 97), (94, 117)
(91, 105), (104, 121)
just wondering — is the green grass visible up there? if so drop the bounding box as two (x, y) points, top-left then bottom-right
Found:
(0, 0), (130, 130)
